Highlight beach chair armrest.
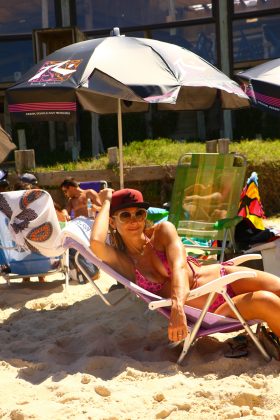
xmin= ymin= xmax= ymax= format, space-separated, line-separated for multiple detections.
xmin=149 ymin=270 xmax=256 ymax=310
xmin=227 ymin=253 xmax=262 ymax=265
xmin=214 ymin=216 xmax=242 ymax=230
xmin=149 ymin=298 xmax=172 ymax=310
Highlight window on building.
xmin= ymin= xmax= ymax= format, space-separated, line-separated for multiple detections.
xmin=233 ymin=14 xmax=280 ymax=66
xmin=0 ymin=40 xmax=33 ymax=82
xmin=76 ymin=0 xmax=213 ymax=31
xmin=122 ymin=30 xmax=146 ymax=38
xmin=152 ymin=23 xmax=216 ymax=64
xmin=234 ymin=0 xmax=280 ymax=14
xmin=0 ymin=0 xmax=55 ymax=34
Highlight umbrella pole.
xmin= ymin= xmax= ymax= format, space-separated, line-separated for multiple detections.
xmin=117 ymin=98 xmax=124 ymax=189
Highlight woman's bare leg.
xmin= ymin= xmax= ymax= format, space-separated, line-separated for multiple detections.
xmin=225 ymin=265 xmax=280 ymax=296
xmin=215 ymin=290 xmax=280 ymax=337
xmin=192 ymin=263 xmax=280 ymax=297
xmin=186 ymin=263 xmax=280 ymax=334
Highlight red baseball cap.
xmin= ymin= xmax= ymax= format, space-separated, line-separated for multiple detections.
xmin=110 ymin=188 xmax=150 ymax=215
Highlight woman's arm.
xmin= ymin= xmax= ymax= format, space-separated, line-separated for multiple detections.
xmin=156 ymin=221 xmax=189 ymax=342
xmin=90 ymin=188 xmax=133 ymax=278
xmin=90 ymin=188 xmax=112 ymax=251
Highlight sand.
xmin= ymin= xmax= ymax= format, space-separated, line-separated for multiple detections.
xmin=0 ymin=272 xmax=280 ymax=420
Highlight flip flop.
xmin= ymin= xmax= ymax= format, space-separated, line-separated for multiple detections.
xmin=224 ymin=334 xmax=248 ymax=358
xmin=257 ymin=325 xmax=280 ymax=361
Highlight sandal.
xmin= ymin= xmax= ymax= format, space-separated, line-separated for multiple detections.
xmin=224 ymin=334 xmax=248 ymax=358
xmin=257 ymin=325 xmax=280 ymax=361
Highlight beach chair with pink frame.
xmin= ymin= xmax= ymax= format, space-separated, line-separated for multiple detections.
xmin=60 ymin=217 xmax=271 ymax=364
xmin=0 ymin=189 xmax=270 ymax=364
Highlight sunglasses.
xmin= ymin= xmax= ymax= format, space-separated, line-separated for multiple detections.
xmin=113 ymin=208 xmax=147 ymax=224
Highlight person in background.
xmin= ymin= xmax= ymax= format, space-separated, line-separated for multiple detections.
xmin=60 ymin=178 xmax=101 ymax=219
xmin=53 ymin=201 xmax=70 ymax=225
xmin=19 ymin=172 xmax=38 ymax=186
xmin=61 ymin=177 xmax=101 ymax=283
xmin=0 ymin=169 xmax=10 ymax=192
xmin=13 ymin=180 xmax=33 ymax=191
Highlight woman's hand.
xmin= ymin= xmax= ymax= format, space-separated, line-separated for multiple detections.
xmin=168 ymin=305 xmax=188 ymax=342
xmin=98 ymin=188 xmax=114 ymax=205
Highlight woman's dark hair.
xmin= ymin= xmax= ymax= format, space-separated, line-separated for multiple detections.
xmin=108 ymin=226 xmax=126 ymax=251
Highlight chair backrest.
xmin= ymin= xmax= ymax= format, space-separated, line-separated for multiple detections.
xmin=79 ymin=180 xmax=108 ymax=192
xmin=0 ymin=209 xmax=60 ymax=275
xmin=0 ymin=190 xmax=64 ymax=260
xmin=0 ymin=190 xmax=65 ymax=276
xmin=168 ymin=153 xmax=247 ymax=241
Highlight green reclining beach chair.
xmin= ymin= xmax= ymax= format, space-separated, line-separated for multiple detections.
xmin=168 ymin=153 xmax=247 ymax=262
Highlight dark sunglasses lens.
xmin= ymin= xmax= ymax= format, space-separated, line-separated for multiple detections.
xmin=119 ymin=211 xmax=131 ymax=222
xmin=118 ymin=209 xmax=147 ymax=222
xmin=135 ymin=209 xmax=147 ymax=220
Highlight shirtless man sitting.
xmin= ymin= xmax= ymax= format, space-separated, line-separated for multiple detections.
xmin=60 ymin=178 xmax=101 ymax=219
xmin=60 ymin=177 xmax=102 ymax=283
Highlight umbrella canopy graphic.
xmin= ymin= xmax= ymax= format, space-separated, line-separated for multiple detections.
xmin=238 ymin=58 xmax=280 ymax=115
xmin=0 ymin=126 xmax=16 ymax=163
xmin=6 ymin=30 xmax=249 ymax=187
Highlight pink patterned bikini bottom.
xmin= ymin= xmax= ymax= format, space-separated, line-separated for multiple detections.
xmin=208 ymin=261 xmax=235 ymax=313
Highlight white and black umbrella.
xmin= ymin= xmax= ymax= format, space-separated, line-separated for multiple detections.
xmin=7 ymin=29 xmax=249 ymax=187
xmin=238 ymin=58 xmax=280 ymax=115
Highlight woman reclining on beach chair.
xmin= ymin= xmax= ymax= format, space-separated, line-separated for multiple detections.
xmin=90 ymin=188 xmax=280 ymax=359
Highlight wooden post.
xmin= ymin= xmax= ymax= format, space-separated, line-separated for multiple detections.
xmin=14 ymin=149 xmax=36 ymax=173
xmin=218 ymin=138 xmax=230 ymax=154
xmin=206 ymin=140 xmax=218 ymax=153
xmin=17 ymin=129 xmax=27 ymax=149
xmin=108 ymin=147 xmax=118 ymax=165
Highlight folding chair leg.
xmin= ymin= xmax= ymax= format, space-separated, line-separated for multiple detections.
xmin=63 ymin=249 xmax=69 ymax=291
xmin=177 ymin=291 xmax=217 ymax=364
xmin=220 ymin=229 xmax=229 ymax=263
xmin=74 ymin=252 xmax=130 ymax=306
xmin=223 ymin=292 xmax=271 ymax=362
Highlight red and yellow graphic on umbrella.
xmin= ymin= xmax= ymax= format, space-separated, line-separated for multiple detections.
xmin=28 ymin=60 xmax=82 ymax=84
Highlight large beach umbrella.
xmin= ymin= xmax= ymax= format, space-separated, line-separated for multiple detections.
xmin=6 ymin=29 xmax=249 ymax=187
xmin=238 ymin=58 xmax=280 ymax=115
xmin=0 ymin=125 xmax=16 ymax=163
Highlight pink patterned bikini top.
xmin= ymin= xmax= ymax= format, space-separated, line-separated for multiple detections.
xmin=134 ymin=239 xmax=201 ymax=294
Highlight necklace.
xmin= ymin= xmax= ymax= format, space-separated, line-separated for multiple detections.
xmin=126 ymin=235 xmax=149 ymax=263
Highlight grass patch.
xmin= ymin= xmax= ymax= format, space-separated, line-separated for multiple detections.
xmin=35 ymin=138 xmax=280 ymax=172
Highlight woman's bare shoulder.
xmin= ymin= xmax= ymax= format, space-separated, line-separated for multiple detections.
xmin=148 ymin=221 xmax=178 ymax=246
xmin=155 ymin=220 xmax=177 ymax=234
